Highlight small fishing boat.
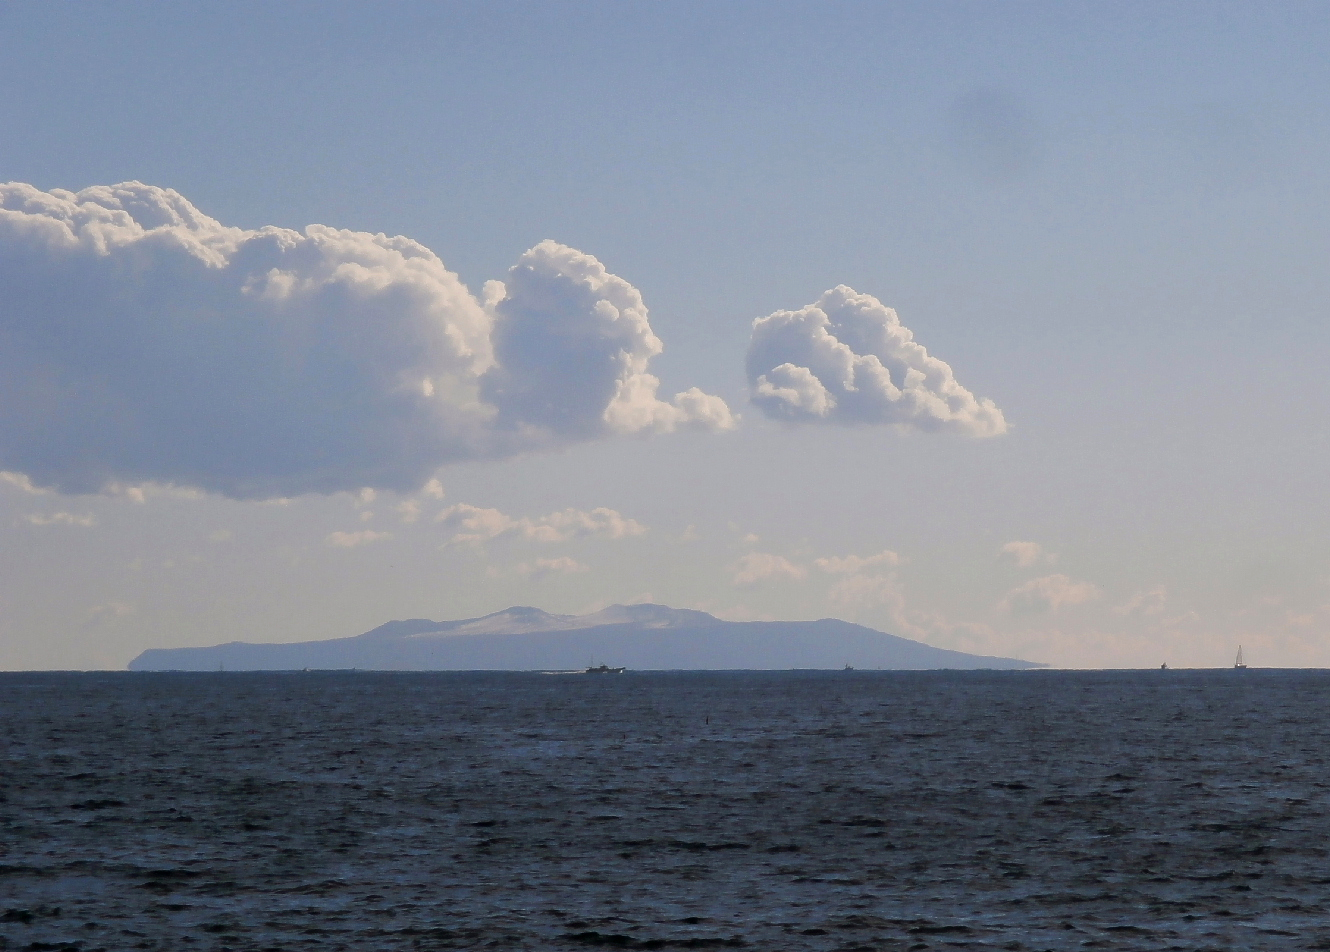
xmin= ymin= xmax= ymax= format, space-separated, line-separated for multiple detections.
xmin=584 ymin=664 xmax=625 ymax=674
xmin=1234 ymin=646 xmax=1247 ymax=670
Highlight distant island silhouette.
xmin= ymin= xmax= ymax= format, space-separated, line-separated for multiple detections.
xmin=127 ymin=603 xmax=1045 ymax=671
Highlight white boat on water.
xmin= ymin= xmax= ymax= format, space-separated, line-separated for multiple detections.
xmin=1234 ymin=646 xmax=1247 ymax=669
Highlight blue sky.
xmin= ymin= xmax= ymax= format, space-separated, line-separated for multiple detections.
xmin=2 ymin=1 xmax=1329 ymax=669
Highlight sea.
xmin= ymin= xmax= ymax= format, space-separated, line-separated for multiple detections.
xmin=1 ymin=669 xmax=1327 ymax=951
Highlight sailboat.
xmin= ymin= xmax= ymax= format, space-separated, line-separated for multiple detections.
xmin=1234 ymin=646 xmax=1248 ymax=670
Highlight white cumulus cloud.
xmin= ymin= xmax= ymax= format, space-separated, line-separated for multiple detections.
xmin=1000 ymin=574 xmax=1101 ymax=615
xmin=483 ymin=241 xmax=735 ymax=442
xmin=436 ymin=504 xmax=646 ymax=545
xmin=747 ymin=286 xmax=1006 ymax=435
xmin=0 ymin=182 xmax=731 ymax=499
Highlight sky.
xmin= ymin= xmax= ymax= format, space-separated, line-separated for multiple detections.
xmin=2 ymin=0 xmax=1329 ymax=670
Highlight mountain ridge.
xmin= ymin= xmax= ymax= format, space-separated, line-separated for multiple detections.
xmin=127 ymin=603 xmax=1044 ymax=671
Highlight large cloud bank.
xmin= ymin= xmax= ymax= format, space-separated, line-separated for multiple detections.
xmin=0 ymin=182 xmax=732 ymax=498
xmin=746 ymin=286 xmax=1006 ymax=435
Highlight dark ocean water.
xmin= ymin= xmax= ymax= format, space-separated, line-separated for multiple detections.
xmin=2 ymin=669 xmax=1328 ymax=951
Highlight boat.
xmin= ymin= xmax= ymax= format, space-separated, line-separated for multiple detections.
xmin=1234 ymin=646 xmax=1247 ymax=669
xmin=584 ymin=664 xmax=625 ymax=674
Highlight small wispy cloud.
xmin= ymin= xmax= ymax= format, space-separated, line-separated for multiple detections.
xmin=731 ymin=552 xmax=807 ymax=587
xmin=813 ymin=548 xmax=907 ymax=619
xmin=1 ymin=471 xmax=46 ymax=494
xmin=84 ymin=600 xmax=134 ymax=627
xmin=437 ymin=504 xmax=646 ymax=545
xmin=1000 ymin=574 xmax=1101 ymax=615
xmin=325 ymin=530 xmax=392 ymax=548
xmin=999 ymin=541 xmax=1050 ymax=568
xmin=1114 ymin=586 xmax=1168 ymax=617
xmin=827 ymin=572 xmax=904 ymax=611
xmin=514 ymin=556 xmax=590 ymax=579
xmin=393 ymin=478 xmax=446 ymax=524
xmin=26 ymin=512 xmax=96 ymax=527
xmin=815 ymin=550 xmax=901 ymax=574
xmin=104 ymin=482 xmax=204 ymax=504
